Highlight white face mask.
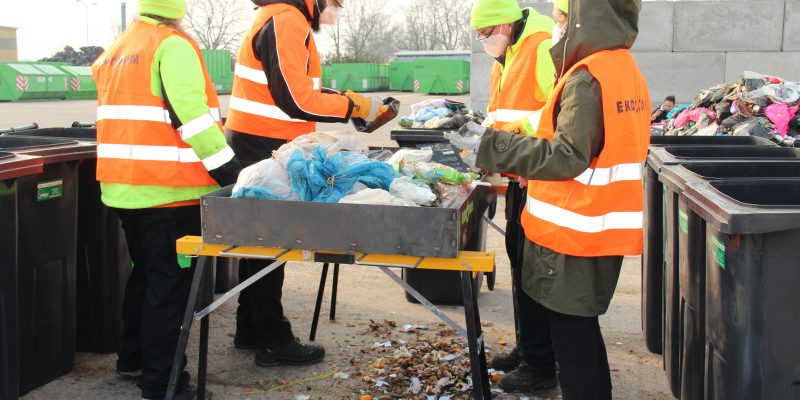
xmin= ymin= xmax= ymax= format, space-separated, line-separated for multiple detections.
xmin=320 ymin=5 xmax=342 ymax=25
xmin=481 ymin=25 xmax=510 ymax=58
xmin=552 ymin=23 xmax=565 ymax=44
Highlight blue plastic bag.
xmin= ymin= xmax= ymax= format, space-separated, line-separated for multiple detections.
xmin=287 ymin=146 xmax=394 ymax=203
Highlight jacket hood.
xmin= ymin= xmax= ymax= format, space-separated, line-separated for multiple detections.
xmin=550 ymin=0 xmax=641 ymax=79
xmin=258 ymin=0 xmax=319 ymax=25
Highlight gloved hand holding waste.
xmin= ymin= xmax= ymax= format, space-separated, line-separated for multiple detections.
xmin=445 ymin=121 xmax=490 ymax=154
xmin=344 ymin=91 xmax=400 ymax=133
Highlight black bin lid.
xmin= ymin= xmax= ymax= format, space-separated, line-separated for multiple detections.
xmin=650 ymin=135 xmax=776 ymax=147
xmin=682 ymin=162 xmax=800 ymax=180
xmin=0 ymin=136 xmax=79 ymax=151
xmin=665 ymin=146 xmax=800 ymax=160
xmin=3 ymin=127 xmax=97 ymax=141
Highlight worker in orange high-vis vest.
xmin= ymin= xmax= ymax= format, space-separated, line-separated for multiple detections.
xmin=91 ymin=0 xmax=240 ymax=398
xmin=469 ymin=0 xmax=557 ymax=393
xmin=458 ymin=0 xmax=650 ymax=398
xmin=225 ymin=0 xmax=390 ymax=369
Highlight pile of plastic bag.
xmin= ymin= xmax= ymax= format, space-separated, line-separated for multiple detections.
xmin=398 ymin=99 xmax=484 ymax=130
xmin=231 ymin=132 xmax=478 ymax=208
xmin=660 ymin=71 xmax=800 ymax=144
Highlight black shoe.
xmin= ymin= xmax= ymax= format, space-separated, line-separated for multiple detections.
xmin=141 ymin=385 xmax=212 ymax=400
xmin=498 ymin=366 xmax=557 ymax=393
xmin=255 ymin=338 xmax=325 ymax=367
xmin=233 ymin=335 xmax=258 ymax=350
xmin=488 ymin=346 xmax=521 ymax=372
xmin=117 ymin=367 xmax=142 ymax=379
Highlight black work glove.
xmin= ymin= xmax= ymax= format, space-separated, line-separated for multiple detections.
xmin=208 ymin=156 xmax=243 ymax=188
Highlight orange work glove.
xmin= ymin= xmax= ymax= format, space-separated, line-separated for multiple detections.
xmin=344 ymin=91 xmax=386 ymax=121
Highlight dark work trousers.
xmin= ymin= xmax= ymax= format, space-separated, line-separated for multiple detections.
xmin=545 ymin=305 xmax=613 ymax=400
xmin=505 ymin=181 xmax=556 ymax=377
xmin=115 ymin=206 xmax=199 ymax=398
xmin=227 ymin=129 xmax=295 ymax=347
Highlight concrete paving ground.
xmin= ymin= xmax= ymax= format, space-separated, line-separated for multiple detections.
xmin=2 ymin=94 xmax=674 ymax=399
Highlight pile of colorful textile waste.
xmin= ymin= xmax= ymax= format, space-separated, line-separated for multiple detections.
xmin=399 ymin=99 xmax=484 ymax=130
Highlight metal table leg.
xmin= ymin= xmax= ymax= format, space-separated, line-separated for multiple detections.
xmin=197 ymin=257 xmax=213 ymax=400
xmin=461 ymin=271 xmax=491 ymax=400
xmin=309 ymin=263 xmax=329 ymax=342
xmin=330 ymin=264 xmax=339 ymax=321
xmin=166 ymin=255 xmax=210 ymax=400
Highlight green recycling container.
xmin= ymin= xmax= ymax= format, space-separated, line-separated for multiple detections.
xmin=0 ymin=63 xmax=52 ymax=101
xmin=201 ymin=49 xmax=234 ymax=95
xmin=389 ymin=61 xmax=414 ymax=92
xmin=57 ymin=66 xmax=97 ymax=100
xmin=413 ymin=60 xmax=469 ymax=95
xmin=321 ymin=65 xmax=332 ymax=88
xmin=329 ymin=63 xmax=389 ymax=92
xmin=32 ymin=64 xmax=68 ymax=100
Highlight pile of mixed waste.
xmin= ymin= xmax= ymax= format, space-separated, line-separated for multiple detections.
xmin=399 ymin=99 xmax=484 ymax=130
xmin=231 ymin=132 xmax=480 ymax=208
xmin=658 ymin=71 xmax=800 ymax=144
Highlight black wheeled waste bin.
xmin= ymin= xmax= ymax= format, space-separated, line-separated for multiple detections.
xmin=641 ymin=136 xmax=775 ymax=355
xmin=650 ymin=145 xmax=800 ymax=397
xmin=684 ymin=179 xmax=800 ymax=400
xmin=0 ymin=152 xmax=43 ymax=400
xmin=392 ymin=131 xmax=492 ymax=305
xmin=660 ymin=160 xmax=800 ymax=400
xmin=4 ymin=127 xmax=132 ymax=354
xmin=0 ymin=136 xmax=94 ymax=395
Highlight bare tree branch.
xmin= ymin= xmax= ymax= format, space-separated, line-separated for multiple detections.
xmin=184 ymin=0 xmax=247 ymax=51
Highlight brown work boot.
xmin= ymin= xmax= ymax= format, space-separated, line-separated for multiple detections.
xmin=498 ymin=364 xmax=558 ymax=393
xmin=488 ymin=346 xmax=521 ymax=372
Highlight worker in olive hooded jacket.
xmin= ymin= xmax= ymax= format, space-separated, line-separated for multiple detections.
xmin=458 ymin=0 xmax=650 ymax=398
xmin=469 ymin=0 xmax=559 ymax=394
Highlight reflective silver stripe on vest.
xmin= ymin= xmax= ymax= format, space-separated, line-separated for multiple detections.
xmin=495 ymin=108 xmax=536 ymax=123
xmin=97 ymin=144 xmax=201 ymax=163
xmin=573 ymin=162 xmax=644 ymax=186
xmin=97 ymin=105 xmax=171 ymax=124
xmin=179 ymin=113 xmax=217 ymax=140
xmin=228 ymin=96 xmax=307 ymax=123
xmin=526 ymin=196 xmax=643 ymax=233
xmin=201 ymin=145 xmax=235 ymax=170
xmin=235 ymin=63 xmax=268 ymax=85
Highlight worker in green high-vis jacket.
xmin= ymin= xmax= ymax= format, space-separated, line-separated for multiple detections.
xmin=92 ymin=0 xmax=241 ymax=398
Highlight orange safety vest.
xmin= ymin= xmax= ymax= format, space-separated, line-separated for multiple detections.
xmin=92 ymin=20 xmax=221 ymax=187
xmin=521 ymin=49 xmax=651 ymax=257
xmin=486 ymin=31 xmax=551 ymax=132
xmin=226 ymin=2 xmax=346 ymax=141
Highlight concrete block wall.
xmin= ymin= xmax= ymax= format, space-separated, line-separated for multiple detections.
xmin=470 ymin=0 xmax=800 ymax=110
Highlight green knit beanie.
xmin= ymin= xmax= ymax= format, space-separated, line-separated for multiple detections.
xmin=139 ymin=0 xmax=186 ymax=19
xmin=471 ymin=0 xmax=524 ymax=30
xmin=556 ymin=0 xmax=569 ymax=13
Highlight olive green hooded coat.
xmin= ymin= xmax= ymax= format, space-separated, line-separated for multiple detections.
xmin=475 ymin=0 xmax=643 ymax=317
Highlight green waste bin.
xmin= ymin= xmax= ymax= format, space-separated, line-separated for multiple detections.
xmin=684 ymin=179 xmax=800 ymax=400
xmin=202 ymin=49 xmax=234 ymax=95
xmin=651 ymin=145 xmax=800 ymax=397
xmin=0 ymin=136 xmax=95 ymax=395
xmin=0 ymin=63 xmax=52 ymax=101
xmin=659 ymin=161 xmax=800 ymax=400
xmin=321 ymin=65 xmax=332 ymax=88
xmin=58 ymin=66 xmax=97 ymax=100
xmin=413 ymin=60 xmax=469 ymax=95
xmin=389 ymin=61 xmax=414 ymax=92
xmin=32 ymin=64 xmax=68 ymax=100
xmin=641 ymin=136 xmax=775 ymax=356
xmin=0 ymin=152 xmax=43 ymax=400
xmin=329 ymin=63 xmax=389 ymax=92
xmin=4 ymin=127 xmax=132 ymax=354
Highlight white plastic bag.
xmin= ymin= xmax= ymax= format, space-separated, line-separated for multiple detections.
xmin=274 ymin=131 xmax=369 ymax=166
xmin=339 ymin=188 xmax=417 ymax=206
xmin=232 ymin=158 xmax=297 ymax=200
xmin=390 ymin=176 xmax=436 ymax=206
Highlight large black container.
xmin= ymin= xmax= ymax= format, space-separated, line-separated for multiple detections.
xmin=660 ymin=161 xmax=800 ymax=400
xmin=0 ymin=152 xmax=43 ymax=400
xmin=684 ymin=179 xmax=800 ymax=400
xmin=0 ymin=136 xmax=94 ymax=395
xmin=391 ymin=132 xmax=488 ymax=305
xmin=4 ymin=128 xmax=131 ymax=354
xmin=641 ymin=137 xmax=776 ymax=355
xmin=652 ymin=146 xmax=800 ymax=396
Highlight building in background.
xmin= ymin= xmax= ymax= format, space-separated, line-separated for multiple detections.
xmin=0 ymin=26 xmax=18 ymax=62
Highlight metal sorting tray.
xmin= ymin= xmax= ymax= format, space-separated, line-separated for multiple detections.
xmin=201 ymin=178 xmax=494 ymax=259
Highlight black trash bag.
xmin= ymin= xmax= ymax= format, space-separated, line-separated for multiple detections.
xmin=715 ymin=99 xmax=733 ymax=123
xmin=719 ymin=113 xmax=752 ymax=133
xmin=731 ymin=117 xmax=774 ymax=139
